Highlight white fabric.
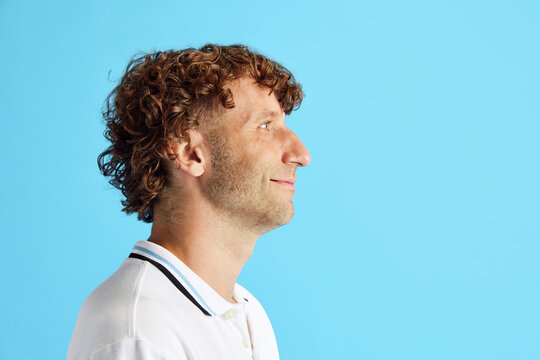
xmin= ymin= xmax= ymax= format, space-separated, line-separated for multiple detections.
xmin=67 ymin=240 xmax=279 ymax=360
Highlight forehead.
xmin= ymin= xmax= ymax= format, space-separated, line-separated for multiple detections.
xmin=222 ymin=78 xmax=284 ymax=124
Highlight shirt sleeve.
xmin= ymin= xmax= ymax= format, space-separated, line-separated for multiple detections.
xmin=89 ymin=338 xmax=186 ymax=360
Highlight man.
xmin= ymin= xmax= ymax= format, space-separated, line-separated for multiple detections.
xmin=67 ymin=44 xmax=310 ymax=360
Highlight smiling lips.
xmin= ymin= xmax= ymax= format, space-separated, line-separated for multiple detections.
xmin=270 ymin=179 xmax=295 ymax=189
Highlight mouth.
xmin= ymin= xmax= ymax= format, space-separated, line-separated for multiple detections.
xmin=270 ymin=179 xmax=296 ymax=189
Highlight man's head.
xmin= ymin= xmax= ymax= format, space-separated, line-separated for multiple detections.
xmin=98 ymin=44 xmax=310 ymax=231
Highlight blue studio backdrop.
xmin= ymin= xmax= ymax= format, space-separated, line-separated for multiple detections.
xmin=1 ymin=0 xmax=539 ymax=359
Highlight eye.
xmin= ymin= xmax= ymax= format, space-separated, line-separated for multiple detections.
xmin=258 ymin=122 xmax=271 ymax=130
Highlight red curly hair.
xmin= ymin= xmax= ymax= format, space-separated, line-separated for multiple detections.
xmin=98 ymin=44 xmax=304 ymax=223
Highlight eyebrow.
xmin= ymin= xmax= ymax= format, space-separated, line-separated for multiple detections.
xmin=250 ymin=110 xmax=284 ymax=123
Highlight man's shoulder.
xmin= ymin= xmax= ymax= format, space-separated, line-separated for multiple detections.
xmin=77 ymin=258 xmax=157 ymax=325
xmin=67 ymin=258 xmax=189 ymax=359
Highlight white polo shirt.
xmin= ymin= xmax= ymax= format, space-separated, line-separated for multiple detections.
xmin=67 ymin=240 xmax=279 ymax=360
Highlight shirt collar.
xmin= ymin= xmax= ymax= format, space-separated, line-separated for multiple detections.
xmin=129 ymin=240 xmax=248 ymax=317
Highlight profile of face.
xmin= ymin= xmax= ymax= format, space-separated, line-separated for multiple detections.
xmin=202 ymin=77 xmax=311 ymax=234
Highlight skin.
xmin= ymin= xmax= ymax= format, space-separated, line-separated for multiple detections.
xmin=148 ymin=77 xmax=311 ymax=303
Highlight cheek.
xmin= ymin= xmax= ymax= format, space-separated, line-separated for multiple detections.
xmin=234 ymin=137 xmax=280 ymax=179
xmin=240 ymin=155 xmax=273 ymax=186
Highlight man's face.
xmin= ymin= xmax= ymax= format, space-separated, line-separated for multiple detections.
xmin=202 ymin=77 xmax=311 ymax=233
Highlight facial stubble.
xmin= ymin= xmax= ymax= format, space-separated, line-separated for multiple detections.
xmin=202 ymin=131 xmax=294 ymax=234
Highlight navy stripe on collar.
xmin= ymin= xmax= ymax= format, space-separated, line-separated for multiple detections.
xmin=129 ymin=252 xmax=212 ymax=316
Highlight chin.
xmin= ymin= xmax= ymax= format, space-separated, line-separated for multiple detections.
xmin=272 ymin=205 xmax=295 ymax=228
xmin=254 ymin=206 xmax=293 ymax=234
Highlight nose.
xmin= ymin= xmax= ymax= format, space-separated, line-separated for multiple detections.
xmin=282 ymin=128 xmax=311 ymax=167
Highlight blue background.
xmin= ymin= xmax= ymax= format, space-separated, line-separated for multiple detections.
xmin=1 ymin=0 xmax=539 ymax=359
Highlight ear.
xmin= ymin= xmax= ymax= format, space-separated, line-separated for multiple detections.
xmin=166 ymin=129 xmax=208 ymax=177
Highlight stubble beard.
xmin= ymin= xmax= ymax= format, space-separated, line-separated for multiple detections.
xmin=202 ymin=131 xmax=294 ymax=234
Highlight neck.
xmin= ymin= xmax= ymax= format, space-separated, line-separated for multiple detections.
xmin=148 ymin=203 xmax=260 ymax=304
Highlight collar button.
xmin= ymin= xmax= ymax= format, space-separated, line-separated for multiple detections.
xmin=223 ymin=309 xmax=236 ymax=319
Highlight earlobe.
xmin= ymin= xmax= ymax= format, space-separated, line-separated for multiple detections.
xmin=188 ymin=145 xmax=205 ymax=177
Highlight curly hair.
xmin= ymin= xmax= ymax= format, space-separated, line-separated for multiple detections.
xmin=97 ymin=44 xmax=304 ymax=223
